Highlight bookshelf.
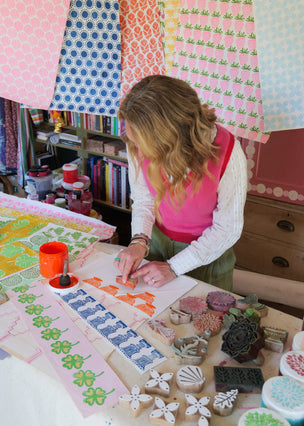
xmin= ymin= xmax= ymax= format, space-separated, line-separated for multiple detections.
xmin=35 ymin=111 xmax=132 ymax=244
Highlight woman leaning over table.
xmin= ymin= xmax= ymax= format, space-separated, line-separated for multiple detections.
xmin=114 ymin=75 xmax=247 ymax=292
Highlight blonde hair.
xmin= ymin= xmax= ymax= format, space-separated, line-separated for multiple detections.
xmin=118 ymin=75 xmax=218 ymax=220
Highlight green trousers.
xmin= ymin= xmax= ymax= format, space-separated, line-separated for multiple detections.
xmin=147 ymin=225 xmax=236 ymax=291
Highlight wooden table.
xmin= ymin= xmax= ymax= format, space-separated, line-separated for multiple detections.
xmin=0 ymin=243 xmax=301 ymax=426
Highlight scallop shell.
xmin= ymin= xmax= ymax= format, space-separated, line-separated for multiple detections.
xmin=176 ymin=365 xmax=205 ymax=393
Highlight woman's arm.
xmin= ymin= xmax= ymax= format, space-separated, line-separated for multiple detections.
xmin=167 ymin=139 xmax=248 ymax=275
xmin=128 ymin=155 xmax=155 ymax=239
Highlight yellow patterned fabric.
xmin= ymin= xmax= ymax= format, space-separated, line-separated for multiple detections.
xmin=0 ymin=207 xmax=95 ymax=234
xmin=164 ymin=0 xmax=181 ymax=74
xmin=0 ymin=241 xmax=39 ymax=278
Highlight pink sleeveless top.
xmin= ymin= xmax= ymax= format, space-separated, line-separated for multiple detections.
xmin=141 ymin=125 xmax=235 ymax=243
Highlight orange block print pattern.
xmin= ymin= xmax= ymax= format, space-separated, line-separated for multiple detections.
xmin=119 ymin=0 xmax=165 ymax=95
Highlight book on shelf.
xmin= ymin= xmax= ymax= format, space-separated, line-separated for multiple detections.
xmin=82 ymin=113 xmax=122 ymax=136
xmin=87 ymin=156 xmax=130 ymax=209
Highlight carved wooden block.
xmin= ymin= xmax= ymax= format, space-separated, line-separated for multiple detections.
xmin=213 ymin=389 xmax=238 ymax=416
xmin=193 ymin=312 xmax=222 ymax=336
xmin=145 ymin=369 xmax=174 ymax=397
xmin=184 ymin=394 xmax=211 ymax=424
xmin=206 ymin=291 xmax=236 ymax=312
xmin=221 ymin=317 xmax=265 ymax=364
xmin=147 ymin=319 xmax=176 ymax=345
xmin=149 ymin=397 xmax=179 ymax=425
xmin=176 ymin=365 xmax=205 ymax=393
xmin=116 ymin=275 xmax=138 ymax=289
xmin=179 ymin=296 xmax=208 ymax=316
xmin=119 ymin=384 xmax=153 ymax=417
xmin=262 ymin=326 xmax=288 ymax=353
xmin=172 ymin=334 xmax=209 ymax=365
xmin=214 ymin=366 xmax=264 ymax=393
xmin=169 ymin=307 xmax=192 ymax=324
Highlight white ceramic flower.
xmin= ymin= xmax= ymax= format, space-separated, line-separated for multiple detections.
xmin=149 ymin=397 xmax=179 ymax=424
xmin=185 ymin=394 xmax=211 ymax=419
xmin=145 ymin=369 xmax=173 ymax=395
xmin=119 ymin=384 xmax=153 ymax=417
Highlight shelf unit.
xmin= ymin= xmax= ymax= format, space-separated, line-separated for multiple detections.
xmin=36 ymin=114 xmax=131 ymax=213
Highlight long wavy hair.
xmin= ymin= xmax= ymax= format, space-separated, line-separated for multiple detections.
xmin=118 ymin=75 xmax=219 ymax=220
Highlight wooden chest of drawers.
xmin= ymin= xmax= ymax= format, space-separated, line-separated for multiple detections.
xmin=234 ymin=195 xmax=304 ymax=282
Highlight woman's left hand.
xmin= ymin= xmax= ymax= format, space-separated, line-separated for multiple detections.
xmin=130 ymin=261 xmax=176 ymax=288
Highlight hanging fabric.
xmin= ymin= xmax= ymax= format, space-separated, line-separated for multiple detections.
xmin=0 ymin=0 xmax=71 ymax=109
xmin=50 ymin=0 xmax=121 ymax=116
xmin=169 ymin=0 xmax=270 ymax=143
xmin=17 ymin=105 xmax=37 ymax=186
xmin=253 ymin=0 xmax=304 ymax=131
xmin=0 ymin=98 xmax=18 ymax=175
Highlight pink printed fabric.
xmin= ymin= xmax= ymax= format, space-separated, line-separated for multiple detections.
xmin=0 ymin=0 xmax=71 ymax=109
xmin=8 ymin=282 xmax=128 ymax=417
xmin=119 ymin=0 xmax=165 ymax=96
xmin=170 ymin=0 xmax=270 ymax=143
xmin=0 ymin=194 xmax=115 ymax=239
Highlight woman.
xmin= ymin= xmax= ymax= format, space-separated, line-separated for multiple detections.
xmin=114 ymin=75 xmax=247 ymax=291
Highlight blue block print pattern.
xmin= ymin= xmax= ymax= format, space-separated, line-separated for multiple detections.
xmin=61 ymin=289 xmax=166 ymax=374
xmin=50 ymin=0 xmax=121 ymax=115
xmin=254 ymin=1 xmax=304 ymax=131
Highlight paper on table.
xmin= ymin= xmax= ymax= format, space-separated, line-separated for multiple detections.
xmin=70 ymin=251 xmax=198 ymax=318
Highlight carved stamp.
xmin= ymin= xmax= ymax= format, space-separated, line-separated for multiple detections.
xmin=184 ymin=394 xmax=211 ymax=424
xmin=119 ymin=384 xmax=153 ymax=417
xmin=213 ymin=389 xmax=238 ymax=416
xmin=149 ymin=397 xmax=179 ymax=425
xmin=172 ymin=334 xmax=209 ymax=365
xmin=169 ymin=307 xmax=192 ymax=324
xmin=145 ymin=369 xmax=174 ymax=397
xmin=176 ymin=365 xmax=205 ymax=393
xmin=147 ymin=319 xmax=176 ymax=345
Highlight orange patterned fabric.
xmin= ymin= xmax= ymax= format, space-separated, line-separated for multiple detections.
xmin=119 ymin=0 xmax=165 ymax=95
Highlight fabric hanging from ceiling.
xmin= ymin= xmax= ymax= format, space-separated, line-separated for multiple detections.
xmin=0 ymin=99 xmax=18 ymax=175
xmin=253 ymin=0 xmax=304 ymax=132
xmin=169 ymin=0 xmax=270 ymax=143
xmin=119 ymin=0 xmax=165 ymax=96
xmin=0 ymin=0 xmax=71 ymax=110
xmin=50 ymin=0 xmax=121 ymax=116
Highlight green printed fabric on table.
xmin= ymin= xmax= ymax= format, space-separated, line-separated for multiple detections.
xmin=0 ymin=241 xmax=39 ymax=279
xmin=19 ymin=223 xmax=99 ymax=262
xmin=0 ymin=214 xmax=47 ymax=245
xmin=0 ymin=265 xmax=41 ymax=292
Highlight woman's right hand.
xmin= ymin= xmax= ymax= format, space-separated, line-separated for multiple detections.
xmin=113 ymin=243 xmax=146 ymax=283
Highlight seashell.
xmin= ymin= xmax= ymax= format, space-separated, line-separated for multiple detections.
xmin=176 ymin=365 xmax=205 ymax=393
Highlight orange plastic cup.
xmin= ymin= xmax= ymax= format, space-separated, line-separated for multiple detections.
xmin=39 ymin=242 xmax=69 ymax=278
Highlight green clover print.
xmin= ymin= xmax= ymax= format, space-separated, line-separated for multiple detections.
xmin=18 ymin=293 xmax=41 ymax=304
xmin=62 ymin=354 xmax=92 ymax=370
xmin=1 ymin=244 xmax=24 ymax=257
xmin=41 ymin=327 xmax=68 ymax=341
xmin=51 ymin=340 xmax=80 ymax=355
xmin=73 ymin=370 xmax=104 ymax=387
xmin=82 ymin=387 xmax=115 ymax=406
xmin=33 ymin=315 xmax=60 ymax=328
xmin=25 ymin=304 xmax=51 ymax=315
xmin=12 ymin=285 xmax=33 ymax=293
xmin=15 ymin=254 xmax=39 ymax=268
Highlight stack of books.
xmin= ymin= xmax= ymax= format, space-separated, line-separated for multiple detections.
xmin=59 ymin=131 xmax=82 ymax=147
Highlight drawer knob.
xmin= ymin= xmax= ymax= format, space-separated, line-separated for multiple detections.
xmin=276 ymin=220 xmax=295 ymax=232
xmin=272 ymin=256 xmax=289 ymax=268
